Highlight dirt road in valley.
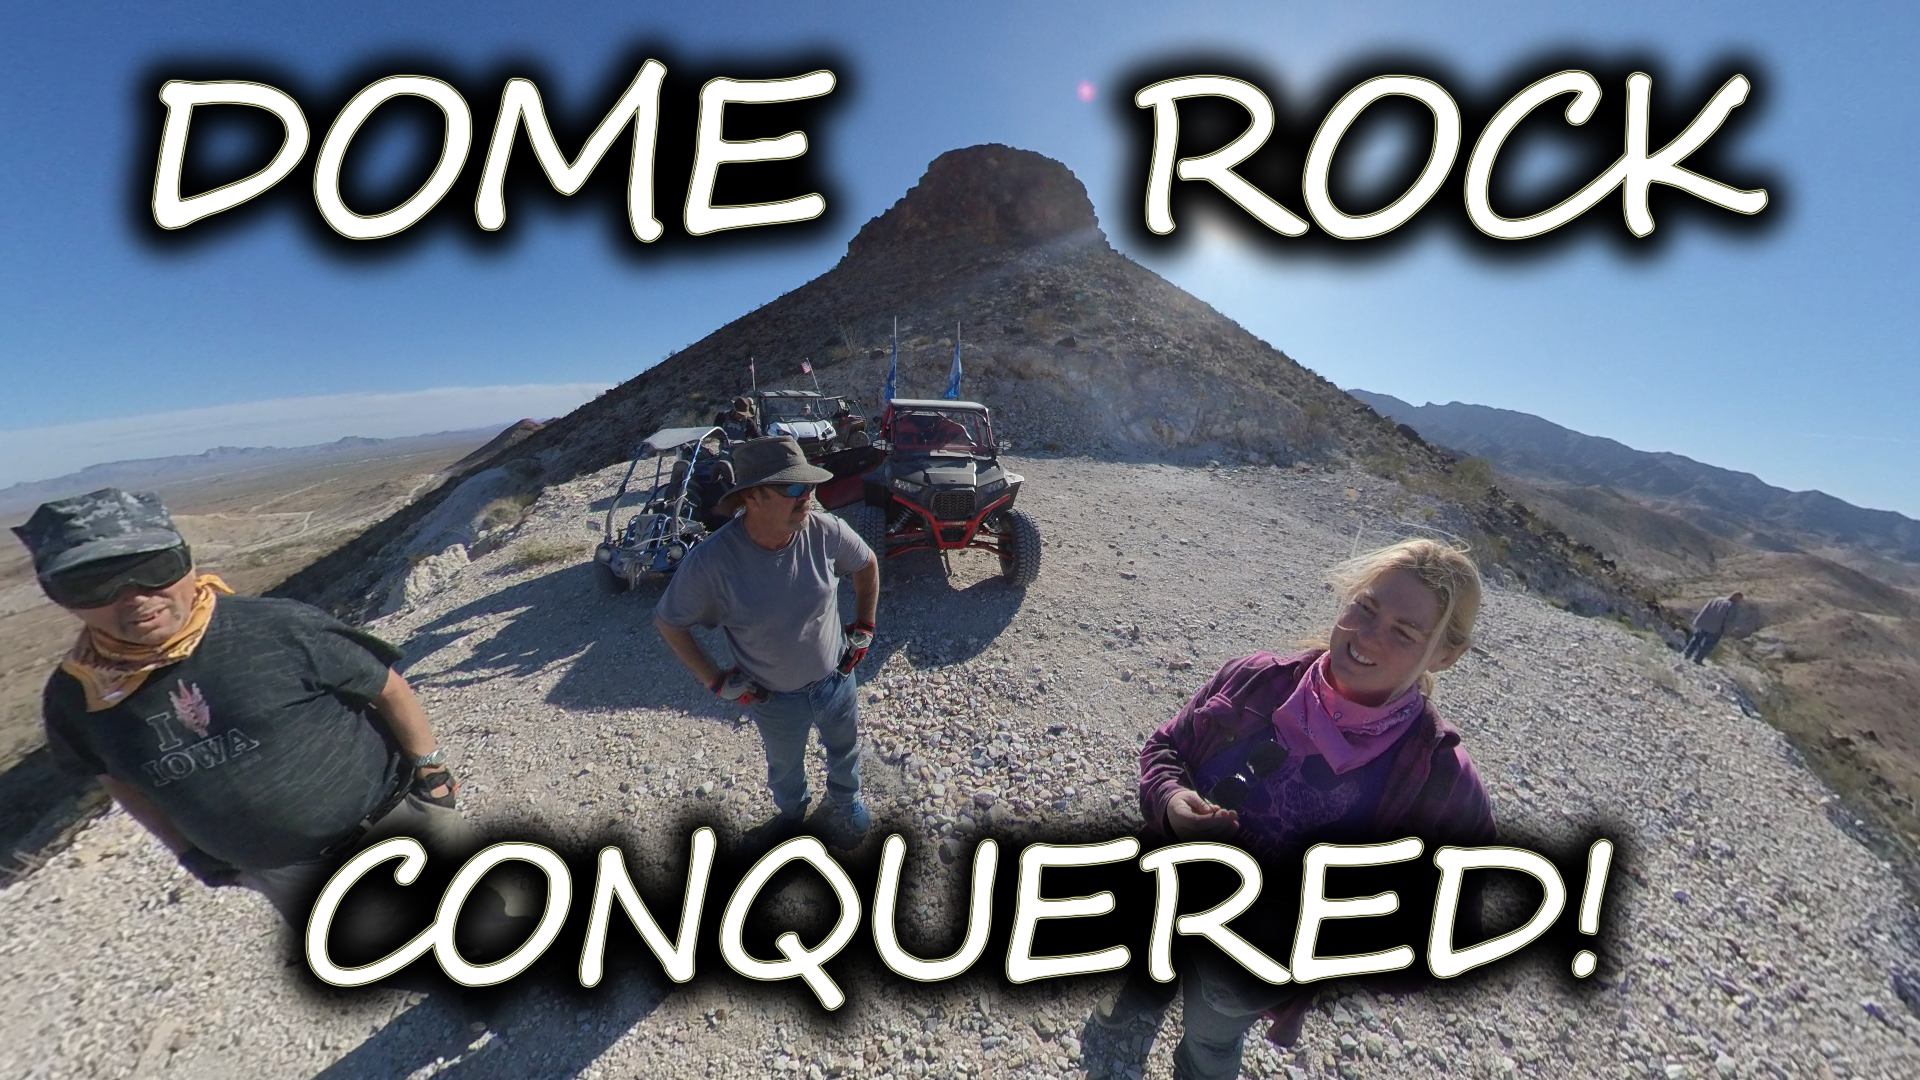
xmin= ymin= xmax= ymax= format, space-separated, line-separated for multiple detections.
xmin=2 ymin=455 xmax=1915 ymax=1079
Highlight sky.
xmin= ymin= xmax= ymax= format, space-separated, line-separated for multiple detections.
xmin=2 ymin=2 xmax=1915 ymax=516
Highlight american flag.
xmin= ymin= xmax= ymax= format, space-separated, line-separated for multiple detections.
xmin=800 ymin=359 xmax=813 ymax=374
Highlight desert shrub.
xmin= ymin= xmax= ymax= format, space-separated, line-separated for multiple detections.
xmin=1360 ymin=451 xmax=1409 ymax=481
xmin=479 ymin=493 xmax=538 ymax=532
xmin=1451 ymin=456 xmax=1494 ymax=490
xmin=1296 ymin=401 xmax=1333 ymax=446
xmin=1405 ymin=454 xmax=1497 ymax=506
xmin=503 ymin=539 xmax=581 ymax=572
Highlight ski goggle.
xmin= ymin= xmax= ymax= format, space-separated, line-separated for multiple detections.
xmin=40 ymin=545 xmax=194 ymax=609
xmin=1206 ymin=738 xmax=1291 ymax=811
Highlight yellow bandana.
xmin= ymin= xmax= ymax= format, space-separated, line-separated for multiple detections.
xmin=60 ymin=574 xmax=234 ymax=712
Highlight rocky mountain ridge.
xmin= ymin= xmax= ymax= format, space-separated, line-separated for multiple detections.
xmin=274 ymin=146 xmax=1654 ymax=633
xmin=1350 ymin=388 xmax=1920 ymax=904
xmin=0 ymin=428 xmax=504 ymax=521
xmin=1349 ymin=390 xmax=1920 ymax=570
xmin=9 ymin=453 xmax=1920 ymax=1078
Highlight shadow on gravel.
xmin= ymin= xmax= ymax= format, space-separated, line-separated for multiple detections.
xmin=397 ymin=562 xmax=714 ymax=714
xmin=310 ymin=975 xmax=668 ymax=1080
xmin=397 ymin=550 xmax=1030 ymax=715
xmin=866 ymin=552 xmax=1027 ymax=670
xmin=0 ymin=747 xmax=110 ymax=883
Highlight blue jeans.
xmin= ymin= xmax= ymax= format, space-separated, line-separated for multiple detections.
xmin=1169 ymin=953 xmax=1298 ymax=1080
xmin=748 ymin=670 xmax=861 ymax=817
xmin=1684 ymin=629 xmax=1722 ymax=663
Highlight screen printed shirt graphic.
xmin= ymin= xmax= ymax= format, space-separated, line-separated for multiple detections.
xmin=42 ymin=596 xmax=407 ymax=870
xmin=1190 ymin=725 xmax=1413 ymax=865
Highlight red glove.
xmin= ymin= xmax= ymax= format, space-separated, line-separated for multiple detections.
xmin=709 ymin=668 xmax=770 ymax=704
xmin=839 ymin=620 xmax=875 ymax=674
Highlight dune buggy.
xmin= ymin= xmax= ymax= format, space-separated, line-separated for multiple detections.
xmin=593 ymin=426 xmax=734 ymax=591
xmin=593 ymin=424 xmax=886 ymax=593
xmin=850 ymin=399 xmax=1040 ymax=586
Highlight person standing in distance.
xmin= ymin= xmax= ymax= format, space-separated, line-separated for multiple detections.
xmin=1683 ymin=591 xmax=1743 ymax=664
xmin=654 ymin=436 xmax=879 ymax=851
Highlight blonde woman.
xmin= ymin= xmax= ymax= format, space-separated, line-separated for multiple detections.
xmin=1107 ymin=539 xmax=1496 ymax=1080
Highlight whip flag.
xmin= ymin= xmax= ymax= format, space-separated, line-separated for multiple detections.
xmin=942 ymin=322 xmax=963 ymax=399
xmin=883 ymin=317 xmax=899 ymax=403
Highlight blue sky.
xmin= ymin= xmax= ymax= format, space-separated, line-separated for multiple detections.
xmin=3 ymin=2 xmax=1915 ymax=516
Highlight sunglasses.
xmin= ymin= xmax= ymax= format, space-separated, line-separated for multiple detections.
xmin=1206 ymin=737 xmax=1291 ymax=811
xmin=768 ymin=482 xmax=815 ymax=499
xmin=41 ymin=546 xmax=194 ymax=609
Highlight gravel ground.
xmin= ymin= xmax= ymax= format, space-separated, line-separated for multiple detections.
xmin=3 ymin=455 xmax=1917 ymax=1079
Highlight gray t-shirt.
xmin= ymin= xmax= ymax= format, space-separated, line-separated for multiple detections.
xmin=655 ymin=511 xmax=875 ymax=692
xmin=42 ymin=596 xmax=406 ymax=870
xmin=1693 ymin=597 xmax=1736 ymax=634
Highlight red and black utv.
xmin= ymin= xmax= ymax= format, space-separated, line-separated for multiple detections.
xmin=842 ymin=399 xmax=1041 ymax=586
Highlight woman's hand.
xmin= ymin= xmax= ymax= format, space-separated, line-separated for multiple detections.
xmin=1167 ymin=788 xmax=1239 ymax=840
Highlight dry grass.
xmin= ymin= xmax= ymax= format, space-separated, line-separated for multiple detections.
xmin=479 ymin=492 xmax=539 ymax=532
xmin=502 ymin=538 xmax=584 ymax=572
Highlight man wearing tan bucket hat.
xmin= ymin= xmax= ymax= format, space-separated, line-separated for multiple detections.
xmin=654 ymin=436 xmax=880 ymax=852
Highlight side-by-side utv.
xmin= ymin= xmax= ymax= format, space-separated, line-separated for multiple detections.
xmin=850 ymin=399 xmax=1040 ymax=586
xmin=752 ymin=390 xmax=871 ymax=460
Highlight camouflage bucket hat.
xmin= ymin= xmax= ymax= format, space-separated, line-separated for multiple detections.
xmin=11 ymin=488 xmax=188 ymax=578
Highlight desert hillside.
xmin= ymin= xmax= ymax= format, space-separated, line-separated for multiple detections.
xmin=275 ymin=146 xmax=1650 ymax=634
xmin=1347 ymin=392 xmax=1920 ymax=572
xmin=1356 ymin=390 xmax=1920 ymax=898
xmin=8 ymin=146 xmax=1918 ymax=1078
xmin=4 ymin=455 xmax=1917 ymax=1078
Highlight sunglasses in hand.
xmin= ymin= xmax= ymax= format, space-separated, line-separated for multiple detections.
xmin=1205 ymin=737 xmax=1291 ymax=812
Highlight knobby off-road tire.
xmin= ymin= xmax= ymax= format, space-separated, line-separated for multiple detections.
xmin=1000 ymin=508 xmax=1042 ymax=587
xmin=852 ymin=505 xmax=889 ymax=565
xmin=596 ymin=553 xmax=631 ymax=594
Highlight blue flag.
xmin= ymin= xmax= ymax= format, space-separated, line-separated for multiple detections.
xmin=884 ymin=316 xmax=898 ymax=403
xmin=942 ymin=324 xmax=963 ymax=399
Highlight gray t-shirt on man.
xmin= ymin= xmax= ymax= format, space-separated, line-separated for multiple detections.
xmin=1693 ymin=596 xmax=1736 ymax=634
xmin=655 ymin=511 xmax=875 ymax=693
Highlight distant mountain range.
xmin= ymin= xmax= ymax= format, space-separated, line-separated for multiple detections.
xmin=0 ymin=428 xmax=504 ymax=520
xmin=1350 ymin=390 xmax=1920 ymax=568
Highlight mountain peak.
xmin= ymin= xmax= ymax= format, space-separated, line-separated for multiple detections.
xmin=843 ymin=144 xmax=1104 ymax=264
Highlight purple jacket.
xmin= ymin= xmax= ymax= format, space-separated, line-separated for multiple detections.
xmin=1141 ymin=650 xmax=1495 ymax=848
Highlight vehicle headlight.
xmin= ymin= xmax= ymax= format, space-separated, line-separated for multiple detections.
xmin=980 ymin=477 xmax=1007 ymax=495
xmin=892 ymin=477 xmax=923 ymax=493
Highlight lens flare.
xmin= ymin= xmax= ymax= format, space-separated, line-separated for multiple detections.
xmin=1077 ymin=80 xmax=1096 ymax=103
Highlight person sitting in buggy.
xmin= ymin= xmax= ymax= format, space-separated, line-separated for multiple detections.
xmin=714 ymin=397 xmax=761 ymax=444
xmin=596 ymin=427 xmax=739 ymax=592
xmin=833 ymin=404 xmax=871 ymax=448
xmin=668 ymin=436 xmax=736 ymax=528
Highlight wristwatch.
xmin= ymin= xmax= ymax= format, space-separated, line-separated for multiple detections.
xmin=412 ymin=749 xmax=447 ymax=768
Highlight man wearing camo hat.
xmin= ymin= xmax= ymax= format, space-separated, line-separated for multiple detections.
xmin=14 ymin=488 xmax=505 ymax=932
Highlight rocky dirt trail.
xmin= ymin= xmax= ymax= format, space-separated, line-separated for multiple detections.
xmin=4 ymin=456 xmax=1918 ymax=1080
